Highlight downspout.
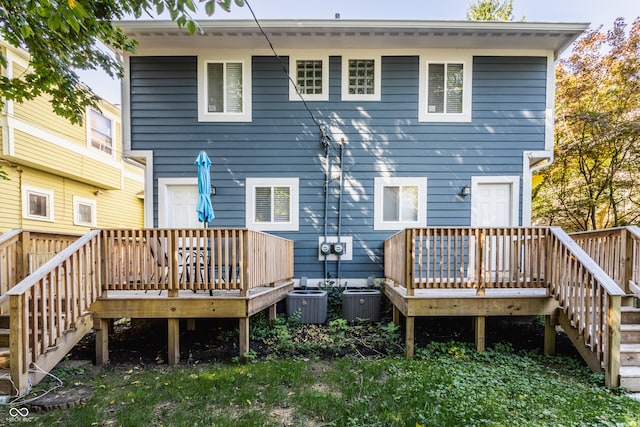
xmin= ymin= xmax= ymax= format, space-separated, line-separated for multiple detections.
xmin=336 ymin=138 xmax=345 ymax=286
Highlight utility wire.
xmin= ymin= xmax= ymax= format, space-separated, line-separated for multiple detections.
xmin=244 ymin=0 xmax=330 ymax=146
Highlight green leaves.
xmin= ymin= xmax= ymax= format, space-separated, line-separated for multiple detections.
xmin=0 ymin=0 xmax=243 ymax=124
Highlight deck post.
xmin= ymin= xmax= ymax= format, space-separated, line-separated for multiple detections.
xmin=392 ymin=306 xmax=400 ymax=326
xmin=405 ymin=229 xmax=414 ymax=297
xmin=621 ymin=228 xmax=633 ymax=294
xmin=94 ymin=318 xmax=110 ymax=365
xmin=405 ymin=316 xmax=415 ymax=359
xmin=167 ymin=318 xmax=180 ymax=365
xmin=16 ymin=230 xmax=29 ymax=282
xmin=268 ymin=304 xmax=277 ymax=324
xmin=9 ymin=294 xmax=29 ymax=396
xmin=474 ymin=316 xmax=486 ymax=352
xmin=239 ymin=317 xmax=249 ymax=360
xmin=605 ymin=295 xmax=621 ymax=388
xmin=543 ymin=314 xmax=556 ymax=355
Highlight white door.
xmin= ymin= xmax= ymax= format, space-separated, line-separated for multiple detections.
xmin=162 ymin=184 xmax=202 ymax=228
xmin=470 ymin=179 xmax=519 ymax=281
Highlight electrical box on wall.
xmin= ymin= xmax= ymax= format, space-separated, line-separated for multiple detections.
xmin=318 ymin=236 xmax=353 ymax=261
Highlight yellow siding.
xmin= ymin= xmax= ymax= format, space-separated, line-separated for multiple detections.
xmin=12 ymin=129 xmax=121 ymax=189
xmin=0 ymin=165 xmax=144 ymax=234
xmin=0 ymin=166 xmax=22 ymax=232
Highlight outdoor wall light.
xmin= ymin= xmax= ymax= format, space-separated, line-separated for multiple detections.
xmin=459 ymin=185 xmax=471 ymax=197
xmin=210 ymin=186 xmax=216 ymax=196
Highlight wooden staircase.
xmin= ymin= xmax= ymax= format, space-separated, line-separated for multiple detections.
xmin=620 ymin=304 xmax=640 ymax=391
xmin=0 ymin=313 xmax=12 ymax=395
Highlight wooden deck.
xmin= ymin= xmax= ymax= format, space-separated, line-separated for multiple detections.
xmin=0 ymin=228 xmax=295 ymax=396
xmin=383 ymin=226 xmax=627 ymax=389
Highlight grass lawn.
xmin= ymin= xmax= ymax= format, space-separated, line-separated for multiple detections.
xmin=3 ymin=341 xmax=640 ymax=426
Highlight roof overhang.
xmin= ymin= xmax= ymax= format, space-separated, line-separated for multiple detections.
xmin=116 ymin=19 xmax=588 ymax=59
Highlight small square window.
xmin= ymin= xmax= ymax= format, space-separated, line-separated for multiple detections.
xmin=73 ymin=196 xmax=97 ymax=227
xmin=246 ymin=178 xmax=299 ymax=231
xmin=289 ymin=56 xmax=329 ymax=101
xmin=374 ymin=177 xmax=427 ymax=230
xmin=88 ymin=109 xmax=113 ymax=155
xmin=341 ymin=55 xmax=381 ymax=101
xmin=22 ymin=186 xmax=54 ymax=222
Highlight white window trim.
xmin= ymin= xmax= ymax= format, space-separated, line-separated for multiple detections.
xmin=374 ymin=177 xmax=427 ymax=231
xmin=289 ymin=55 xmax=329 ymax=101
xmin=197 ymin=56 xmax=252 ymax=122
xmin=73 ymin=196 xmax=97 ymax=227
xmin=22 ymin=185 xmax=55 ymax=222
xmin=341 ymin=55 xmax=381 ymax=101
xmin=246 ymin=177 xmax=299 ymax=232
xmin=86 ymin=108 xmax=116 ymax=158
xmin=418 ymin=55 xmax=473 ymax=122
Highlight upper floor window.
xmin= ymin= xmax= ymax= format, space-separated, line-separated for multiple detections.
xmin=22 ymin=185 xmax=54 ymax=222
xmin=341 ymin=55 xmax=381 ymax=101
xmin=198 ymin=57 xmax=252 ymax=122
xmin=289 ymin=55 xmax=329 ymax=101
xmin=88 ymin=109 xmax=114 ymax=155
xmin=73 ymin=196 xmax=97 ymax=227
xmin=246 ymin=178 xmax=299 ymax=231
xmin=419 ymin=55 xmax=472 ymax=122
xmin=374 ymin=177 xmax=427 ymax=230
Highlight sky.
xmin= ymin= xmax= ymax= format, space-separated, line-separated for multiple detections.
xmin=81 ymin=0 xmax=640 ymax=105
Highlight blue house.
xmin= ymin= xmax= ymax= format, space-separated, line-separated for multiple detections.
xmin=117 ymin=19 xmax=587 ymax=286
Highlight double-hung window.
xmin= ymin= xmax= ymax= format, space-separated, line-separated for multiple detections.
xmin=22 ymin=185 xmax=54 ymax=222
xmin=88 ymin=109 xmax=114 ymax=155
xmin=73 ymin=196 xmax=97 ymax=227
xmin=246 ymin=178 xmax=299 ymax=231
xmin=342 ymin=55 xmax=381 ymax=101
xmin=374 ymin=177 xmax=427 ymax=230
xmin=419 ymin=55 xmax=472 ymax=122
xmin=198 ymin=57 xmax=251 ymax=122
xmin=289 ymin=55 xmax=329 ymax=101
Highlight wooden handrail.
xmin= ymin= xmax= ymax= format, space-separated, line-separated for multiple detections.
xmin=7 ymin=229 xmax=101 ymax=396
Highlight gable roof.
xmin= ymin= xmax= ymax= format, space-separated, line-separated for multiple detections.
xmin=116 ymin=19 xmax=588 ymax=59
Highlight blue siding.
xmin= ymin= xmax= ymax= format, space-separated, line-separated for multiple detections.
xmin=129 ymin=54 xmax=547 ymax=280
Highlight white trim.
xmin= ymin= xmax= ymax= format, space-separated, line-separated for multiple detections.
xmin=73 ymin=196 xmax=97 ymax=227
xmin=341 ymin=54 xmax=381 ymax=101
xmin=22 ymin=185 xmax=55 ymax=222
xmin=470 ymin=176 xmax=520 ymax=227
xmin=374 ymin=177 xmax=427 ymax=231
xmin=6 ymin=116 xmax=123 ymax=170
xmin=288 ymin=54 xmax=329 ymax=101
xmin=157 ymin=177 xmax=199 ymax=228
xmin=418 ymin=54 xmax=472 ymax=122
xmin=197 ymin=56 xmax=252 ymax=122
xmin=245 ymin=177 xmax=299 ymax=231
xmin=86 ymin=107 xmax=117 ymax=158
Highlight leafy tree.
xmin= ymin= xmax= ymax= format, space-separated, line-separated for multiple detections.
xmin=0 ymin=0 xmax=244 ymax=125
xmin=466 ymin=0 xmax=517 ymax=21
xmin=533 ymin=18 xmax=640 ymax=231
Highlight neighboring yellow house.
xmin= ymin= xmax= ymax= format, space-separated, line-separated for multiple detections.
xmin=0 ymin=40 xmax=144 ymax=234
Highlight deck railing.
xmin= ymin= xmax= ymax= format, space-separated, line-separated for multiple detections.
xmin=384 ymin=226 xmax=625 ymax=386
xmin=384 ymin=227 xmax=547 ymax=295
xmin=6 ymin=230 xmax=101 ymax=395
xmin=570 ymin=226 xmax=640 ymax=295
xmin=102 ymin=228 xmax=294 ymax=296
xmin=0 ymin=230 xmax=79 ymax=313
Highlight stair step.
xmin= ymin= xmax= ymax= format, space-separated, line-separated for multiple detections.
xmin=0 ymin=329 xmax=7 ymax=347
xmin=620 ymin=366 xmax=640 ymax=392
xmin=620 ymin=344 xmax=640 ymax=366
xmin=621 ymin=324 xmax=640 ymax=344
xmin=622 ymin=306 xmax=640 ymax=324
